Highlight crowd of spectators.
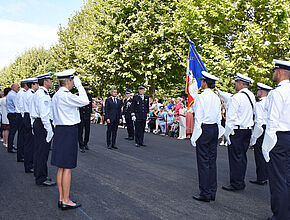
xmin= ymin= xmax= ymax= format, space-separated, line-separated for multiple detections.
xmin=90 ymin=96 xmax=194 ymax=140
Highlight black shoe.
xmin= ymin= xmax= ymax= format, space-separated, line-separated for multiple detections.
xmin=107 ymin=145 xmax=113 ymax=150
xmin=84 ymin=145 xmax=89 ymax=150
xmin=210 ymin=196 xmax=216 ymax=201
xmin=111 ymin=145 xmax=118 ymax=149
xmin=140 ymin=144 xmax=146 ymax=147
xmin=25 ymin=169 xmax=34 ymax=173
xmin=222 ymin=185 xmax=241 ymax=191
xmin=129 ymin=137 xmax=134 ymax=141
xmin=249 ymin=180 xmax=267 ymax=185
xmin=58 ymin=201 xmax=62 ymax=208
xmin=80 ymin=148 xmax=85 ymax=153
xmin=38 ymin=180 xmax=56 ymax=186
xmin=135 ymin=144 xmax=140 ymax=147
xmin=61 ymin=202 xmax=81 ymax=210
xmin=124 ymin=137 xmax=130 ymax=140
xmin=8 ymin=149 xmax=17 ymax=153
xmin=192 ymin=195 xmax=210 ymax=202
xmin=17 ymin=158 xmax=24 ymax=162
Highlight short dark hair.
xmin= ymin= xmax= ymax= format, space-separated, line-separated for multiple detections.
xmin=241 ymin=81 xmax=249 ymax=87
xmin=38 ymin=79 xmax=45 ymax=86
xmin=27 ymin=82 xmax=32 ymax=88
xmin=20 ymin=82 xmax=27 ymax=88
xmin=4 ymin=88 xmax=11 ymax=96
xmin=204 ymin=79 xmax=216 ymax=89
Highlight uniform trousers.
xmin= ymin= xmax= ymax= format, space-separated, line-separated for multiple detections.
xmin=33 ymin=118 xmax=51 ymax=185
xmin=7 ymin=113 xmax=18 ymax=152
xmin=78 ymin=119 xmax=90 ymax=148
xmin=23 ymin=113 xmax=34 ymax=171
xmin=135 ymin=119 xmax=146 ymax=145
xmin=253 ymin=125 xmax=268 ymax=181
xmin=125 ymin=115 xmax=134 ymax=138
xmin=106 ymin=121 xmax=118 ymax=147
xmin=16 ymin=114 xmax=25 ymax=161
xmin=268 ymin=131 xmax=290 ymax=220
xmin=196 ymin=124 xmax=218 ymax=199
xmin=228 ymin=129 xmax=251 ymax=189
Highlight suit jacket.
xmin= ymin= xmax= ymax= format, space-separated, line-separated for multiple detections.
xmin=104 ymin=97 xmax=122 ymax=123
xmin=123 ymin=97 xmax=133 ymax=117
xmin=131 ymin=94 xmax=149 ymax=120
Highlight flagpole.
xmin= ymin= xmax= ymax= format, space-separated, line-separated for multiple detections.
xmin=185 ymin=33 xmax=194 ymax=44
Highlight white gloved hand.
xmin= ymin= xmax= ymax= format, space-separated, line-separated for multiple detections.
xmin=46 ymin=130 xmax=54 ymax=143
xmin=73 ymin=76 xmax=82 ymax=88
xmin=132 ymin=116 xmax=136 ymax=121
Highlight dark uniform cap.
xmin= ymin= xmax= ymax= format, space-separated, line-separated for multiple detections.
xmin=272 ymin=59 xmax=290 ymax=71
xmin=138 ymin=85 xmax=146 ymax=90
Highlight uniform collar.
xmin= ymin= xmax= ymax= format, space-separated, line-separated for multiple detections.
xmin=40 ymin=86 xmax=48 ymax=93
xmin=59 ymin=87 xmax=69 ymax=92
xmin=278 ymin=80 xmax=290 ymax=86
xmin=238 ymin=88 xmax=249 ymax=93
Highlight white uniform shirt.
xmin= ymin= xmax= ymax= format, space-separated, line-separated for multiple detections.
xmin=30 ymin=86 xmax=53 ymax=132
xmin=23 ymin=89 xmax=35 ymax=113
xmin=0 ymin=97 xmax=9 ymax=124
xmin=262 ymin=80 xmax=290 ymax=162
xmin=226 ymin=88 xmax=256 ymax=129
xmin=191 ymin=88 xmax=222 ymax=146
xmin=15 ymin=88 xmax=26 ymax=115
xmin=52 ymin=86 xmax=89 ymax=125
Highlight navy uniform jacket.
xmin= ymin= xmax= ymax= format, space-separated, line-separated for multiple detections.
xmin=123 ymin=97 xmax=133 ymax=117
xmin=79 ymin=93 xmax=92 ymax=121
xmin=104 ymin=97 xmax=122 ymax=123
xmin=131 ymin=95 xmax=149 ymax=120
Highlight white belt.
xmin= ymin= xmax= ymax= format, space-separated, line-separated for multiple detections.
xmin=234 ymin=125 xmax=252 ymax=130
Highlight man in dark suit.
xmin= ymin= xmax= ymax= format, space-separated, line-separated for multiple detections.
xmin=78 ymin=84 xmax=93 ymax=153
xmin=131 ymin=85 xmax=149 ymax=147
xmin=104 ymin=88 xmax=122 ymax=149
xmin=123 ymin=90 xmax=134 ymax=140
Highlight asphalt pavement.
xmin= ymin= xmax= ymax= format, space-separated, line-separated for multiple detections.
xmin=0 ymin=124 xmax=271 ymax=220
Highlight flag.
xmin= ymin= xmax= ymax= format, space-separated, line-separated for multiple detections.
xmin=185 ymin=41 xmax=207 ymax=108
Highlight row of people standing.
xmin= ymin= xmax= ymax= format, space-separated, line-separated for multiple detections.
xmin=191 ymin=59 xmax=290 ymax=220
xmin=3 ymin=70 xmax=89 ymax=210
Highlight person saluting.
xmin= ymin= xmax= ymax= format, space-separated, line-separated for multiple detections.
xmin=51 ymin=69 xmax=89 ymax=210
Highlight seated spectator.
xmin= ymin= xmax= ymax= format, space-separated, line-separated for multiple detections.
xmin=159 ymin=106 xmax=174 ymax=135
xmin=165 ymin=98 xmax=174 ymax=110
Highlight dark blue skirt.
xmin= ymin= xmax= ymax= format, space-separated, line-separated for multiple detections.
xmin=51 ymin=124 xmax=78 ymax=169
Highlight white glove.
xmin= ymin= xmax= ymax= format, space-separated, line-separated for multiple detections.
xmin=46 ymin=130 xmax=54 ymax=143
xmin=132 ymin=116 xmax=136 ymax=121
xmin=73 ymin=76 xmax=82 ymax=88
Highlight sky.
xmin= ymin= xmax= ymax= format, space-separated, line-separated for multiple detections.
xmin=0 ymin=0 xmax=85 ymax=69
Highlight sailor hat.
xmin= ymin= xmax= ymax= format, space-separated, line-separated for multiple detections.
xmin=272 ymin=59 xmax=290 ymax=71
xmin=25 ymin=77 xmax=38 ymax=83
xmin=54 ymin=69 xmax=75 ymax=79
xmin=138 ymin=85 xmax=146 ymax=90
xmin=125 ymin=90 xmax=131 ymax=94
xmin=257 ymin=83 xmax=273 ymax=91
xmin=201 ymin=71 xmax=219 ymax=81
xmin=36 ymin=72 xmax=52 ymax=80
xmin=235 ymin=73 xmax=254 ymax=83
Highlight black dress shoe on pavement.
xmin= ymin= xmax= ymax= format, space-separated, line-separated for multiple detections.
xmin=8 ymin=149 xmax=17 ymax=153
xmin=128 ymin=137 xmax=134 ymax=141
xmin=135 ymin=144 xmax=140 ymax=147
xmin=112 ymin=145 xmax=118 ymax=149
xmin=17 ymin=158 xmax=24 ymax=162
xmin=25 ymin=169 xmax=34 ymax=173
xmin=61 ymin=202 xmax=81 ymax=210
xmin=80 ymin=148 xmax=85 ymax=153
xmin=39 ymin=180 xmax=56 ymax=186
xmin=140 ymin=144 xmax=147 ymax=147
xmin=222 ymin=185 xmax=242 ymax=191
xmin=58 ymin=201 xmax=62 ymax=208
xmin=192 ymin=195 xmax=210 ymax=202
xmin=249 ymin=180 xmax=267 ymax=185
xmin=107 ymin=146 xmax=113 ymax=150
xmin=124 ymin=137 xmax=129 ymax=140
xmin=84 ymin=145 xmax=89 ymax=150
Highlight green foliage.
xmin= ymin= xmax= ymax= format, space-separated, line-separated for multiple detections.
xmin=0 ymin=0 xmax=289 ymax=97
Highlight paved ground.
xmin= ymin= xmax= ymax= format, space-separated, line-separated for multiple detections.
xmin=0 ymin=124 xmax=271 ymax=220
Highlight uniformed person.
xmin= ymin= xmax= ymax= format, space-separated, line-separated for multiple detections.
xmin=30 ymin=72 xmax=56 ymax=186
xmin=123 ymin=90 xmax=134 ymax=140
xmin=22 ymin=77 xmax=39 ymax=173
xmin=131 ymin=85 xmax=149 ymax=147
xmin=221 ymin=73 xmax=256 ymax=191
xmin=249 ymin=83 xmax=272 ymax=185
xmin=262 ymin=60 xmax=290 ymax=220
xmin=191 ymin=71 xmax=223 ymax=202
xmin=15 ymin=80 xmax=29 ymax=162
xmin=51 ymin=69 xmax=89 ymax=210
xmin=78 ymin=84 xmax=92 ymax=153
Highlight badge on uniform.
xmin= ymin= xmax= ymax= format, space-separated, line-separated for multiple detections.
xmin=44 ymin=100 xmax=49 ymax=105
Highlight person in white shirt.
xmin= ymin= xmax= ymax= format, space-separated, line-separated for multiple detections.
xmin=0 ymin=88 xmax=11 ymax=147
xmin=221 ymin=73 xmax=256 ymax=191
xmin=262 ymin=60 xmax=290 ymax=220
xmin=51 ymin=69 xmax=89 ymax=210
xmin=22 ymin=78 xmax=39 ymax=174
xmin=15 ymin=80 xmax=29 ymax=162
xmin=249 ymin=83 xmax=272 ymax=185
xmin=191 ymin=71 xmax=222 ymax=202
xmin=31 ymin=72 xmax=56 ymax=187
